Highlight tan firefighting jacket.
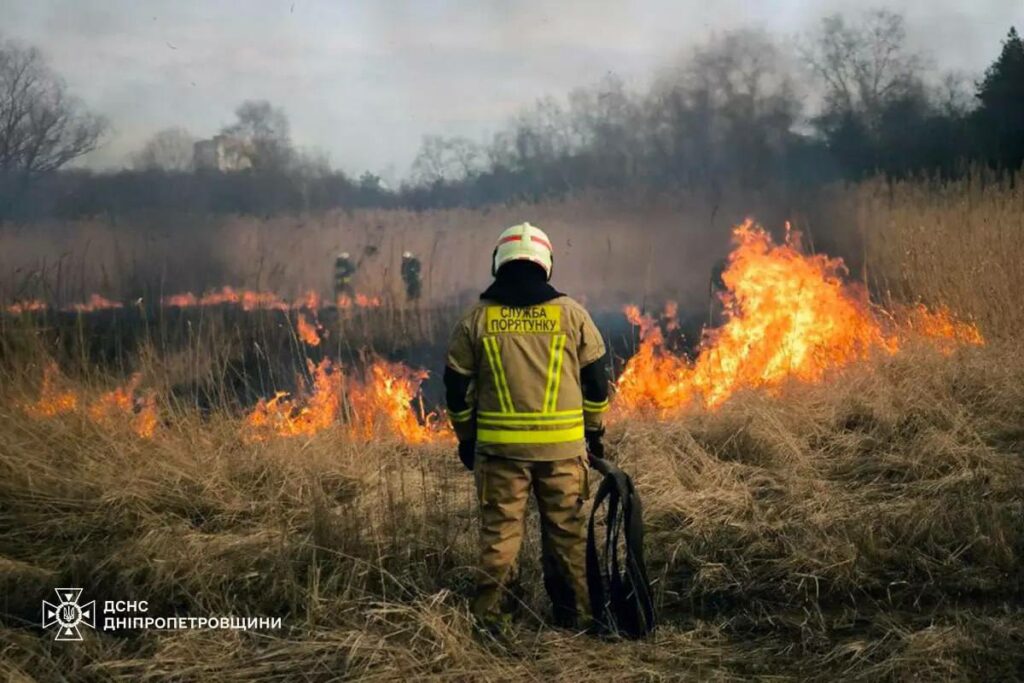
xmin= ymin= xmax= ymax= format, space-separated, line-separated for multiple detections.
xmin=446 ymin=295 xmax=608 ymax=461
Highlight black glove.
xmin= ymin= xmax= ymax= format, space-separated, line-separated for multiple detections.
xmin=585 ymin=429 xmax=605 ymax=465
xmin=458 ymin=440 xmax=476 ymax=471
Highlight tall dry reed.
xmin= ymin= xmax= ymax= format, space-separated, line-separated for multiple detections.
xmin=846 ymin=173 xmax=1024 ymax=339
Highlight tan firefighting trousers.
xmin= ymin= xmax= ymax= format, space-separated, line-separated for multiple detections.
xmin=472 ymin=453 xmax=590 ymax=626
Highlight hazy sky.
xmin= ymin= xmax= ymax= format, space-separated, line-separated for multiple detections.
xmin=3 ymin=0 xmax=1021 ymax=179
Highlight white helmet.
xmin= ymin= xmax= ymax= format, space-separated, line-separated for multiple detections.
xmin=337 ymin=252 xmax=350 ymax=260
xmin=402 ymin=251 xmax=414 ymax=259
xmin=492 ymin=222 xmax=553 ymax=280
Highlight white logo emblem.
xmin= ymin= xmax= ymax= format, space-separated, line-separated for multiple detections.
xmin=41 ymin=588 xmax=96 ymax=641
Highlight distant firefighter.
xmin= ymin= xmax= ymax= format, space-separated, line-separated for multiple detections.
xmin=334 ymin=252 xmax=357 ymax=299
xmin=401 ymin=251 xmax=422 ymax=302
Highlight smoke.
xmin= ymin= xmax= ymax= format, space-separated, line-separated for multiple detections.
xmin=3 ymin=0 xmax=1018 ymax=175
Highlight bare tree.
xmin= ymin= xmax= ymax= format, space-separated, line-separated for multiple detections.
xmin=410 ymin=135 xmax=483 ymax=184
xmin=934 ymin=72 xmax=973 ymax=118
xmin=130 ymin=127 xmax=195 ymax=171
xmin=567 ymin=74 xmax=643 ymax=182
xmin=648 ymin=29 xmax=800 ymax=187
xmin=802 ymin=10 xmax=925 ymax=127
xmin=0 ymin=38 xmax=107 ymax=184
xmin=511 ymin=96 xmax=576 ymax=167
xmin=221 ymin=100 xmax=293 ymax=172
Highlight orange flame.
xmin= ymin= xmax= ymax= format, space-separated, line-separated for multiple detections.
xmin=292 ymin=290 xmax=322 ymax=311
xmin=244 ymin=358 xmax=343 ymax=441
xmin=6 ymin=300 xmax=47 ymax=315
xmin=241 ymin=356 xmax=450 ymax=443
xmin=161 ymin=287 xmax=358 ymax=312
xmin=67 ymin=294 xmax=123 ymax=313
xmin=24 ymin=361 xmax=78 ymax=417
xmin=296 ymin=312 xmax=323 ymax=346
xmin=346 ymin=359 xmax=448 ymax=444
xmin=161 ymin=286 xmax=289 ymax=311
xmin=899 ymin=303 xmax=985 ymax=348
xmin=8 ymin=287 xmax=382 ymax=316
xmin=336 ymin=294 xmax=383 ymax=310
xmin=88 ymin=374 xmax=141 ymax=424
xmin=355 ymin=294 xmax=382 ymax=308
xmin=87 ymin=373 xmax=160 ymax=438
xmin=133 ymin=391 xmax=159 ymax=439
xmin=23 ymin=363 xmax=157 ymax=437
xmin=161 ymin=292 xmax=198 ymax=307
xmin=616 ymin=220 xmax=982 ymax=412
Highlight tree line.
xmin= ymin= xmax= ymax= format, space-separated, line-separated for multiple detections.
xmin=1 ymin=10 xmax=1022 ymax=219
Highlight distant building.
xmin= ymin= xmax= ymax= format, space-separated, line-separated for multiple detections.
xmin=193 ymin=135 xmax=252 ymax=172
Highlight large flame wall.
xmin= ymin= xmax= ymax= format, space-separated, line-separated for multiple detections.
xmin=14 ymin=221 xmax=982 ymax=444
xmin=616 ymin=221 xmax=983 ymax=412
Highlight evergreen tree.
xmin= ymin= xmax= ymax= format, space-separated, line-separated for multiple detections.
xmin=974 ymin=27 xmax=1024 ymax=169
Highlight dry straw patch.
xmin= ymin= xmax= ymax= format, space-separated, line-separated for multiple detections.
xmin=1 ymin=342 xmax=1022 ymax=680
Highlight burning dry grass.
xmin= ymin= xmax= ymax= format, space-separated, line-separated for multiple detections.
xmin=1 ymin=177 xmax=1022 ymax=678
xmin=616 ymin=221 xmax=984 ymax=413
xmin=240 ymin=356 xmax=447 ymax=444
xmin=1 ymin=340 xmax=1022 ymax=681
xmin=19 ymin=362 xmax=158 ymax=438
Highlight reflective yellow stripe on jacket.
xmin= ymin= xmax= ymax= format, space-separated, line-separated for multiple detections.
xmin=542 ymin=333 xmax=567 ymax=413
xmin=477 ymin=328 xmax=576 ymax=446
xmin=477 ymin=410 xmax=585 ymax=444
xmin=482 ymin=336 xmax=514 ymax=413
xmin=446 ymin=297 xmax=607 ymax=457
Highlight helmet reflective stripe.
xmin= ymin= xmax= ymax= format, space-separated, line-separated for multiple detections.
xmin=498 ymin=233 xmax=552 ymax=250
xmin=492 ymin=222 xmax=554 ymax=279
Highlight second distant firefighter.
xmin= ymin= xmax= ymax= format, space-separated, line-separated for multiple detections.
xmin=401 ymin=251 xmax=422 ymax=302
xmin=334 ymin=251 xmax=357 ymax=299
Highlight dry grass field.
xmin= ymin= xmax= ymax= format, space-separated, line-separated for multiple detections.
xmin=0 ymin=188 xmax=803 ymax=314
xmin=853 ymin=174 xmax=1024 ymax=339
xmin=1 ymin=342 xmax=1021 ymax=681
xmin=1 ymin=176 xmax=1022 ymax=681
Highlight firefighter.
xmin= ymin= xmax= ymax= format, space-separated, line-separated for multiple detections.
xmin=444 ymin=222 xmax=610 ymax=634
xmin=334 ymin=252 xmax=356 ymax=300
xmin=401 ymin=251 xmax=422 ymax=302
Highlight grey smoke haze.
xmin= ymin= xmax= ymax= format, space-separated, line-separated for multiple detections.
xmin=3 ymin=0 xmax=1021 ymax=179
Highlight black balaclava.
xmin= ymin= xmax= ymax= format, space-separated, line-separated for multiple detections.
xmin=480 ymin=259 xmax=564 ymax=307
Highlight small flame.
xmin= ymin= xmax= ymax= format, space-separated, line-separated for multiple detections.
xmin=6 ymin=300 xmax=47 ymax=315
xmin=8 ymin=287 xmax=384 ymax=316
xmin=337 ymin=294 xmax=382 ymax=310
xmin=241 ymin=356 xmax=450 ymax=443
xmin=244 ymin=359 xmax=342 ymax=441
xmin=346 ymin=359 xmax=447 ymax=444
xmin=87 ymin=373 xmax=160 ymax=438
xmin=67 ymin=294 xmax=123 ymax=313
xmin=161 ymin=286 xmax=289 ymax=311
xmin=354 ymin=294 xmax=382 ymax=308
xmin=900 ymin=303 xmax=985 ymax=348
xmin=133 ymin=391 xmax=159 ymax=438
xmin=296 ymin=312 xmax=323 ymax=346
xmin=292 ymin=290 xmax=321 ymax=311
xmin=23 ymin=363 xmax=157 ymax=437
xmin=161 ymin=292 xmax=198 ymax=307
xmin=88 ymin=373 xmax=141 ymax=424
xmin=24 ymin=361 xmax=78 ymax=417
